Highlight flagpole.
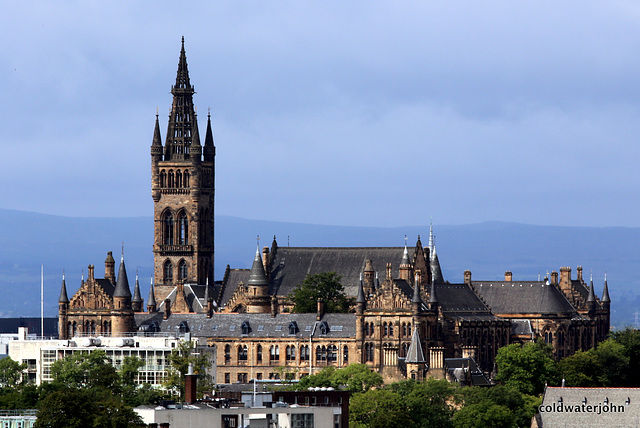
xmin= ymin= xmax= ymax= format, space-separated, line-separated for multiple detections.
xmin=41 ymin=265 xmax=44 ymax=337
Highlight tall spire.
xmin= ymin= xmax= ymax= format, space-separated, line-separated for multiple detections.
xmin=430 ymin=239 xmax=444 ymax=284
xmin=586 ymin=273 xmax=595 ymax=303
xmin=58 ymin=273 xmax=69 ymax=304
xmin=429 ymin=219 xmax=434 ymax=261
xmin=165 ymin=37 xmax=198 ymax=161
xmin=175 ymin=36 xmax=192 ymax=91
xmin=602 ymin=273 xmax=610 ymax=303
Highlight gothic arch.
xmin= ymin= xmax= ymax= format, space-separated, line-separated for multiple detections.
xmin=163 ymin=210 xmax=175 ymax=245
xmin=177 ymin=210 xmax=189 ymax=245
xmin=163 ymin=259 xmax=173 ymax=284
xmin=178 ymin=259 xmax=188 ymax=281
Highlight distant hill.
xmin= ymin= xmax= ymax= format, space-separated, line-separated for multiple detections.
xmin=0 ymin=208 xmax=637 ymax=328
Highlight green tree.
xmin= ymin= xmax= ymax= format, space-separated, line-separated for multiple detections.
xmin=35 ymin=387 xmax=144 ymax=428
xmin=495 ymin=340 xmax=559 ymax=395
xmin=559 ymin=339 xmax=629 ymax=387
xmin=392 ymin=379 xmax=458 ymax=428
xmin=330 ymin=363 xmax=383 ymax=393
xmin=350 ymin=389 xmax=412 ymax=428
xmin=0 ymin=357 xmax=26 ymax=388
xmin=611 ymin=327 xmax=640 ymax=386
xmin=164 ymin=340 xmax=213 ymax=399
xmin=454 ymin=385 xmax=540 ymax=428
xmin=288 ymin=272 xmax=354 ymax=313
xmin=50 ymin=350 xmax=121 ymax=392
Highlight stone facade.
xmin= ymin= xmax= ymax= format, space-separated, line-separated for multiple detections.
xmin=59 ymin=39 xmax=611 ymax=385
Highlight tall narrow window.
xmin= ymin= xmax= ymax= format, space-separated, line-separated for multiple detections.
xmin=178 ymin=212 xmax=188 ymax=245
xmin=184 ymin=170 xmax=190 ymax=187
xmin=168 ymin=170 xmax=175 ymax=187
xmin=164 ymin=212 xmax=174 ymax=245
xmin=178 ymin=260 xmax=188 ymax=281
xmin=159 ymin=170 xmax=167 ymax=188
xmin=176 ymin=170 xmax=183 ymax=188
xmin=257 ymin=345 xmax=263 ymax=363
xmin=163 ymin=260 xmax=173 ymax=284
xmin=238 ymin=345 xmax=248 ymax=361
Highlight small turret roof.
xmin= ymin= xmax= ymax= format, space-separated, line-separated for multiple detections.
xmin=147 ymin=279 xmax=157 ymax=307
xmin=586 ymin=274 xmax=596 ymax=303
xmin=152 ymin=114 xmax=162 ymax=147
xmin=58 ymin=273 xmax=69 ymax=303
xmin=132 ymin=272 xmax=143 ymax=304
xmin=113 ymin=256 xmax=132 ymax=298
xmin=405 ymin=327 xmax=426 ymax=363
xmin=356 ymin=279 xmax=366 ymax=304
xmin=602 ymin=274 xmax=610 ymax=303
xmin=248 ymin=246 xmax=268 ymax=287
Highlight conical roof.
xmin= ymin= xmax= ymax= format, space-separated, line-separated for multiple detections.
xmin=174 ymin=36 xmax=192 ymax=90
xmin=429 ymin=280 xmax=438 ymax=304
xmin=58 ymin=273 xmax=69 ymax=303
xmin=602 ymin=274 xmax=611 ymax=303
xmin=132 ymin=273 xmax=143 ymax=304
xmin=356 ymin=279 xmax=366 ymax=304
xmin=430 ymin=244 xmax=444 ymax=284
xmin=405 ymin=327 xmax=426 ymax=363
xmin=152 ymin=114 xmax=162 ymax=147
xmin=586 ymin=274 xmax=595 ymax=303
xmin=248 ymin=246 xmax=268 ymax=286
xmin=412 ymin=280 xmax=422 ymax=304
xmin=113 ymin=256 xmax=132 ymax=298
xmin=401 ymin=244 xmax=411 ymax=266
xmin=147 ymin=279 xmax=157 ymax=307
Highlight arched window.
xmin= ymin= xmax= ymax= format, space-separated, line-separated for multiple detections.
xmin=364 ymin=322 xmax=369 ymax=337
xmin=184 ymin=170 xmax=190 ymax=187
xmin=238 ymin=345 xmax=248 ymax=361
xmin=389 ymin=323 xmax=394 ymax=337
xmin=300 ymin=345 xmax=309 ymax=361
xmin=383 ymin=323 xmax=389 ymax=337
xmin=343 ymin=345 xmax=349 ymax=364
xmin=270 ymin=345 xmax=279 ymax=362
xmin=370 ymin=323 xmax=375 ymax=337
xmin=286 ymin=345 xmax=296 ymax=361
xmin=224 ymin=345 xmax=231 ymax=364
xmin=316 ymin=346 xmax=327 ymax=362
xmin=257 ymin=345 xmax=263 ymax=363
xmin=178 ymin=212 xmax=188 ymax=245
xmin=365 ymin=343 xmax=374 ymax=362
xmin=168 ymin=170 xmax=175 ymax=188
xmin=159 ymin=170 xmax=167 ymax=188
xmin=178 ymin=260 xmax=188 ymax=281
xmin=164 ymin=212 xmax=174 ymax=245
xmin=176 ymin=170 xmax=183 ymax=188
xmin=327 ymin=345 xmax=337 ymax=363
xmin=163 ymin=260 xmax=173 ymax=283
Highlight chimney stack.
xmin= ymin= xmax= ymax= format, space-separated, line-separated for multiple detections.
xmin=316 ymin=298 xmax=324 ymax=321
xmin=504 ymin=271 xmax=513 ymax=282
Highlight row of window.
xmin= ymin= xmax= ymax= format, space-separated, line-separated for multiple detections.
xmin=159 ymin=169 xmax=191 ymax=188
xmin=67 ymin=320 xmax=111 ymax=336
xmin=364 ymin=321 xmax=413 ymax=338
xmin=224 ymin=344 xmax=348 ymax=364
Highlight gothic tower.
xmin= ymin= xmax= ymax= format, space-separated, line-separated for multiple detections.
xmin=151 ymin=38 xmax=215 ymax=299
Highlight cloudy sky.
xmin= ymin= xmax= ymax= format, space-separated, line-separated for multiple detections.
xmin=2 ymin=2 xmax=639 ymax=227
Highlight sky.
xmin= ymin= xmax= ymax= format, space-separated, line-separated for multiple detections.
xmin=2 ymin=1 xmax=640 ymax=228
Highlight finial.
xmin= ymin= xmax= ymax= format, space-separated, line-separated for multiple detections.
xmin=121 ymin=242 xmax=125 ymax=259
xmin=181 ymin=35 xmax=185 ymax=45
xmin=257 ymin=235 xmax=260 ymax=247
xmin=136 ymin=269 xmax=139 ymax=281
xmin=150 ymin=276 xmax=153 ymax=285
xmin=404 ymin=235 xmax=407 ymax=246
xmin=208 ymin=106 xmax=211 ymax=118
xmin=156 ymin=106 xmax=159 ymax=118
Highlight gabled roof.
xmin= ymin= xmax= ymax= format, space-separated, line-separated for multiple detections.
xmin=268 ymin=247 xmax=407 ymax=298
xmin=435 ymin=283 xmax=491 ymax=313
xmin=472 ymin=281 xmax=576 ymax=315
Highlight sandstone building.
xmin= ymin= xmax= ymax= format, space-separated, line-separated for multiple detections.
xmin=58 ymin=39 xmax=611 ymax=385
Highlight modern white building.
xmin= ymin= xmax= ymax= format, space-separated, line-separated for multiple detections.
xmin=8 ymin=328 xmax=214 ymax=386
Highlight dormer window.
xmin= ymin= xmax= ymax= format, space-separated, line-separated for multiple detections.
xmin=319 ymin=321 xmax=329 ymax=335
xmin=289 ymin=321 xmax=299 ymax=335
xmin=241 ymin=321 xmax=251 ymax=335
xmin=178 ymin=321 xmax=189 ymax=334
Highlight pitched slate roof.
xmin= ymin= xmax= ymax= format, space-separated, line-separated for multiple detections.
xmin=435 ymin=283 xmax=491 ymax=313
xmin=135 ymin=312 xmax=356 ymax=340
xmin=268 ymin=247 xmax=407 ymax=299
xmin=218 ymin=269 xmax=250 ymax=307
xmin=472 ymin=281 xmax=576 ymax=315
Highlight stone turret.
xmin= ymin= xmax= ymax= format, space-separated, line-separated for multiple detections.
xmin=58 ymin=273 xmax=69 ymax=339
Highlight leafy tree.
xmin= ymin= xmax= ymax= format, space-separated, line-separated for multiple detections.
xmin=0 ymin=357 xmax=26 ymax=388
xmin=495 ymin=340 xmax=559 ymax=395
xmin=293 ymin=364 xmax=382 ymax=393
xmin=164 ymin=340 xmax=213 ymax=399
xmin=350 ymin=389 xmax=412 ymax=428
xmin=454 ymin=385 xmax=541 ymax=428
xmin=289 ymin=272 xmax=354 ymax=313
xmin=330 ymin=363 xmax=383 ymax=393
xmin=35 ymin=387 xmax=144 ymax=428
xmin=391 ymin=379 xmax=458 ymax=428
xmin=50 ymin=350 xmax=120 ymax=392
xmin=611 ymin=327 xmax=640 ymax=386
xmin=560 ymin=339 xmax=629 ymax=387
